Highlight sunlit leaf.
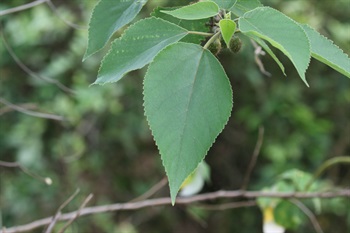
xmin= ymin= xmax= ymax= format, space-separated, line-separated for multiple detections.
xmin=219 ymin=19 xmax=236 ymax=47
xmin=144 ymin=42 xmax=232 ymax=204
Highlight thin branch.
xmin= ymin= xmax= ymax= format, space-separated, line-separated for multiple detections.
xmin=188 ymin=31 xmax=214 ymax=37
xmin=3 ymin=189 xmax=350 ymax=233
xmin=57 ymin=194 xmax=93 ymax=233
xmin=0 ymin=28 xmax=75 ymax=95
xmin=0 ymin=160 xmax=52 ymax=185
xmin=0 ymin=103 xmax=38 ymax=115
xmin=45 ymin=0 xmax=87 ymax=30
xmin=130 ymin=177 xmax=168 ymax=202
xmin=289 ymin=199 xmax=324 ymax=233
xmin=203 ymin=31 xmax=221 ymax=49
xmin=0 ymin=97 xmax=65 ymax=121
xmin=251 ymin=39 xmax=271 ymax=77
xmin=0 ymin=0 xmax=48 ymax=16
xmin=305 ymin=156 xmax=350 ymax=191
xmin=241 ymin=126 xmax=264 ymax=191
xmin=195 ymin=200 xmax=256 ymax=211
xmin=44 ymin=189 xmax=80 ymax=233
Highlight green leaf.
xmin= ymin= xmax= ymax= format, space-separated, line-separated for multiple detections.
xmin=209 ymin=0 xmax=237 ymax=9
xmin=84 ymin=0 xmax=148 ymax=60
xmin=151 ymin=7 xmax=210 ymax=44
xmin=219 ymin=19 xmax=236 ymax=47
xmin=274 ymin=200 xmax=304 ymax=229
xmin=230 ymin=0 xmax=262 ymax=16
xmin=239 ymin=7 xmax=311 ymax=86
xmin=160 ymin=1 xmax=220 ymax=20
xmin=143 ymin=42 xmax=233 ymax=204
xmin=95 ymin=18 xmax=188 ymax=85
xmin=302 ymin=24 xmax=350 ymax=78
xmin=248 ymin=34 xmax=286 ymax=75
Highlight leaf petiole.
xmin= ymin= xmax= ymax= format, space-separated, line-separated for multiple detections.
xmin=203 ymin=31 xmax=221 ymax=49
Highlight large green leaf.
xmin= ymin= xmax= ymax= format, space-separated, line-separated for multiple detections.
xmin=84 ymin=0 xmax=148 ymax=60
xmin=95 ymin=18 xmax=188 ymax=85
xmin=302 ymin=24 xmax=350 ymax=78
xmin=160 ymin=1 xmax=220 ymax=20
xmin=209 ymin=0 xmax=237 ymax=9
xmin=151 ymin=7 xmax=209 ymax=44
xmin=230 ymin=0 xmax=262 ymax=16
xmin=144 ymin=42 xmax=233 ymax=204
xmin=219 ymin=19 xmax=237 ymax=48
xmin=239 ymin=7 xmax=311 ymax=86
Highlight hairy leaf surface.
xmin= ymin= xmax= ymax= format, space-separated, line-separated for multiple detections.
xmin=160 ymin=1 xmax=220 ymax=20
xmin=95 ymin=18 xmax=188 ymax=85
xmin=302 ymin=24 xmax=350 ymax=78
xmin=231 ymin=0 xmax=262 ymax=16
xmin=239 ymin=7 xmax=311 ymax=86
xmin=144 ymin=43 xmax=233 ymax=204
xmin=84 ymin=0 xmax=148 ymax=60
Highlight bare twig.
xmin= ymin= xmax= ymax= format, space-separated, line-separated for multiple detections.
xmin=195 ymin=200 xmax=256 ymax=211
xmin=46 ymin=0 xmax=87 ymax=30
xmin=0 ymin=103 xmax=38 ymax=115
xmin=289 ymin=199 xmax=324 ymax=233
xmin=44 ymin=189 xmax=80 ymax=233
xmin=0 ymin=160 xmax=52 ymax=185
xmin=241 ymin=127 xmax=265 ymax=191
xmin=251 ymin=39 xmax=271 ymax=76
xmin=0 ymin=28 xmax=75 ymax=94
xmin=130 ymin=177 xmax=168 ymax=202
xmin=0 ymin=0 xmax=48 ymax=16
xmin=0 ymin=97 xmax=65 ymax=121
xmin=3 ymin=189 xmax=350 ymax=233
xmin=57 ymin=194 xmax=93 ymax=233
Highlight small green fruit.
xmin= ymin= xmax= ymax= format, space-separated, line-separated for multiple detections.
xmin=229 ymin=36 xmax=242 ymax=53
xmin=208 ymin=39 xmax=222 ymax=56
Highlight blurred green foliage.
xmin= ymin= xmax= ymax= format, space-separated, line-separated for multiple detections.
xmin=0 ymin=0 xmax=349 ymax=232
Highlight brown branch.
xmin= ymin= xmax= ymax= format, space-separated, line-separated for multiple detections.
xmin=0 ymin=97 xmax=65 ymax=121
xmin=44 ymin=189 xmax=80 ymax=233
xmin=241 ymin=127 xmax=264 ymax=191
xmin=0 ymin=0 xmax=48 ymax=16
xmin=57 ymin=194 xmax=93 ymax=233
xmin=0 ymin=160 xmax=52 ymax=185
xmin=251 ymin=39 xmax=271 ymax=77
xmin=3 ymin=189 xmax=349 ymax=233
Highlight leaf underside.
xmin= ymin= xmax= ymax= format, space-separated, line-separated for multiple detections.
xmin=239 ymin=7 xmax=311 ymax=86
xmin=143 ymin=42 xmax=233 ymax=204
xmin=95 ymin=17 xmax=188 ymax=85
xmin=84 ymin=0 xmax=147 ymax=60
xmin=302 ymin=24 xmax=350 ymax=78
xmin=160 ymin=1 xmax=220 ymax=20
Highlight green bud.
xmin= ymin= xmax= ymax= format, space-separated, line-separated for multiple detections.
xmin=229 ymin=36 xmax=242 ymax=53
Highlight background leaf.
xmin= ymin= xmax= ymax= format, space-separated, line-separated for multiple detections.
xmin=84 ymin=0 xmax=148 ymax=60
xmin=143 ymin=42 xmax=233 ymax=204
xmin=151 ymin=7 xmax=210 ymax=44
xmin=230 ymin=0 xmax=262 ymax=16
xmin=209 ymin=0 xmax=237 ymax=9
xmin=302 ymin=24 xmax=350 ymax=78
xmin=239 ymin=7 xmax=311 ymax=86
xmin=219 ymin=19 xmax=236 ymax=48
xmin=95 ymin=17 xmax=188 ymax=85
xmin=160 ymin=1 xmax=220 ymax=20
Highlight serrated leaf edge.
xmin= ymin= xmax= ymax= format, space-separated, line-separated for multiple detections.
xmin=142 ymin=42 xmax=233 ymax=204
xmin=93 ymin=17 xmax=189 ymax=85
